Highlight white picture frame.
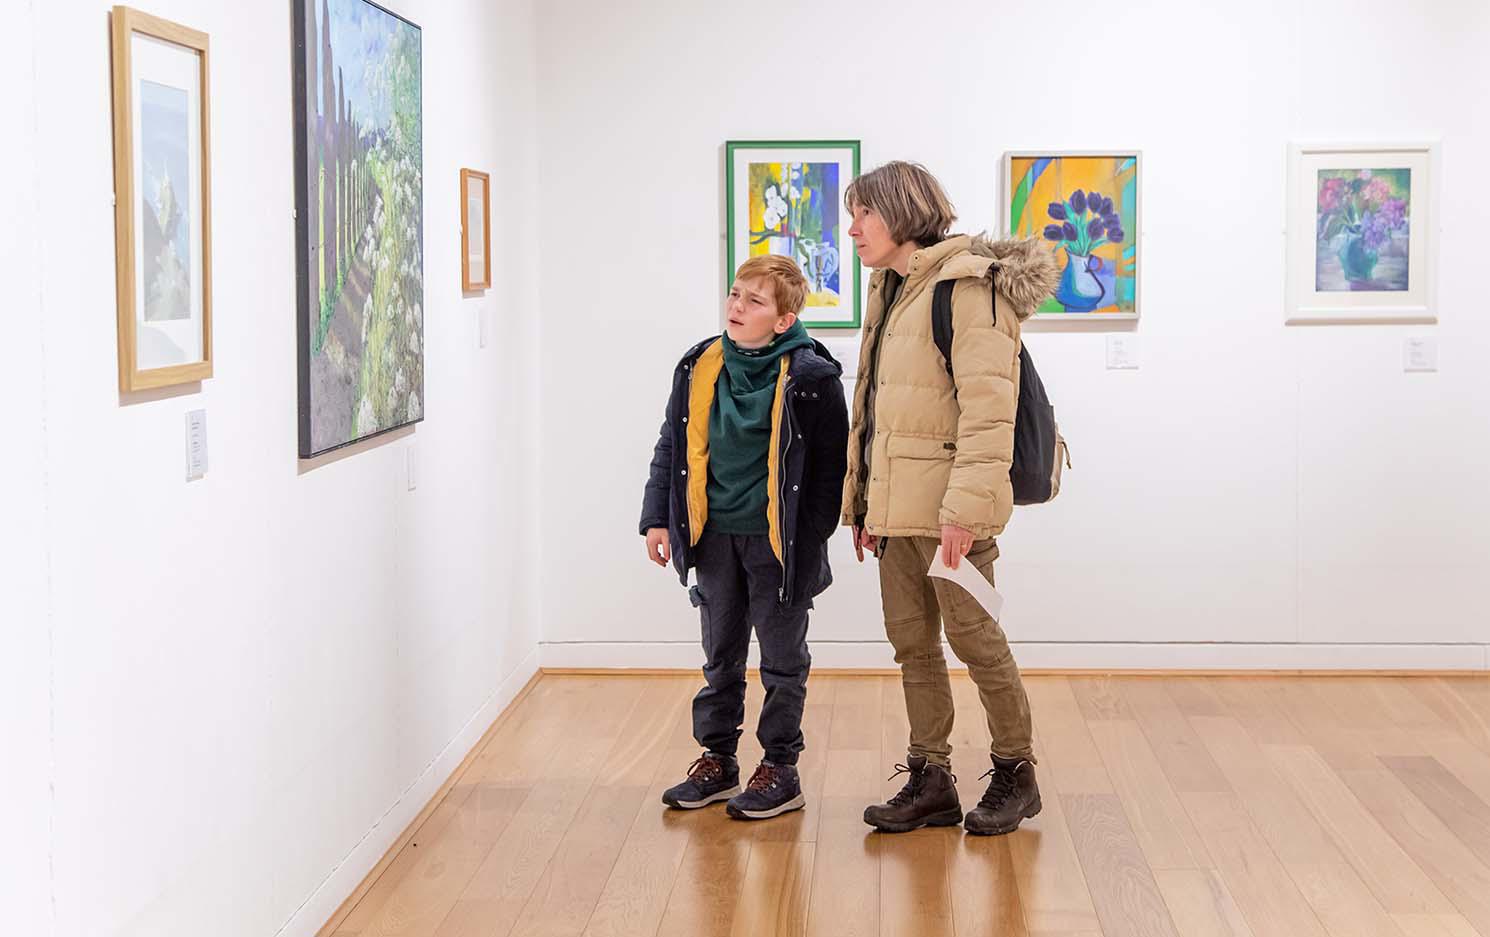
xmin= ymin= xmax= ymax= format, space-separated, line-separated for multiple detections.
xmin=1286 ymin=141 xmax=1439 ymax=325
xmin=1001 ymin=150 xmax=1142 ymax=322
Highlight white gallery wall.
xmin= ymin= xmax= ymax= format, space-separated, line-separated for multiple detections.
xmin=2 ymin=5 xmax=56 ymax=935
xmin=7 ymin=0 xmax=1490 ymax=934
xmin=8 ymin=0 xmax=543 ymax=934
xmin=536 ymin=0 xmax=1490 ymax=670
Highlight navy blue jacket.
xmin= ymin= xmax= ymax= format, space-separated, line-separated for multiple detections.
xmin=639 ymin=335 xmax=849 ymax=606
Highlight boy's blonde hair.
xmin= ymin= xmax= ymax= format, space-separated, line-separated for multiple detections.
xmin=844 ymin=161 xmax=957 ymax=247
xmin=733 ymin=254 xmax=808 ymax=318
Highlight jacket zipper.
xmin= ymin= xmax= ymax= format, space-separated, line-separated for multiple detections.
xmin=777 ymin=376 xmax=794 ymax=603
xmin=859 ymin=273 xmax=904 ymax=525
xmin=683 ymin=361 xmax=695 ymax=544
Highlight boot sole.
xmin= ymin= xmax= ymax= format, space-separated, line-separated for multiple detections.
xmin=726 ymin=793 xmax=807 ymax=821
xmin=864 ymin=806 xmax=965 ymax=834
xmin=662 ymin=785 xmax=741 ymax=810
xmin=964 ymin=796 xmax=1042 ymax=836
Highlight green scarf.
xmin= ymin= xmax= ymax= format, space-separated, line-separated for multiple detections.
xmin=705 ymin=322 xmax=815 ymax=535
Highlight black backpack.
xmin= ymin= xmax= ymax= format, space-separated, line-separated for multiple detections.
xmin=931 ymin=275 xmax=1070 ymax=505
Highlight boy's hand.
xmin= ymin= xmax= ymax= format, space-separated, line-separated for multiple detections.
xmin=645 ymin=528 xmax=671 ymax=567
xmin=853 ymin=526 xmax=878 ymax=563
xmin=940 ymin=524 xmax=974 ymax=570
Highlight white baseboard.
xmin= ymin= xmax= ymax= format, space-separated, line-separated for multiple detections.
xmin=279 ymin=645 xmax=541 ymax=937
xmin=539 ymin=640 xmax=1490 ymax=673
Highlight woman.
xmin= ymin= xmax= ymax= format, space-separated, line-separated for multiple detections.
xmin=840 ymin=161 xmax=1059 ymax=835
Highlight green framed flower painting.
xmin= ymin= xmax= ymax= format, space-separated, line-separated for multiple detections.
xmin=726 ymin=140 xmax=861 ymax=329
xmin=1287 ymin=143 xmax=1437 ymax=324
xmin=1004 ymin=151 xmax=1141 ymax=321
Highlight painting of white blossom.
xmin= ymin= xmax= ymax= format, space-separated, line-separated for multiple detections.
xmin=294 ymin=0 xmax=424 ymax=457
xmin=748 ymin=162 xmax=840 ymax=307
xmin=727 ymin=140 xmax=861 ymax=329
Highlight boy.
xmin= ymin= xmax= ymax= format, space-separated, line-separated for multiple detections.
xmin=640 ymin=254 xmax=848 ymax=820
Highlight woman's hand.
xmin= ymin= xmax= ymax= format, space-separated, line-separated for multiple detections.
xmin=645 ymin=528 xmax=671 ymax=567
xmin=853 ymin=526 xmax=879 ymax=563
xmin=939 ymin=524 xmax=974 ymax=570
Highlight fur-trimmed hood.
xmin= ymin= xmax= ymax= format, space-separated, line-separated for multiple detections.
xmin=965 ymin=235 xmax=1061 ymax=322
xmin=873 ymin=234 xmax=1060 ymax=322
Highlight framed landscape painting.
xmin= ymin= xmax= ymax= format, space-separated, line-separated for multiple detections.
xmin=1286 ymin=142 xmax=1437 ymax=324
xmin=110 ymin=6 xmax=213 ymax=392
xmin=293 ymin=0 xmax=424 ymax=458
xmin=726 ymin=140 xmax=860 ymax=329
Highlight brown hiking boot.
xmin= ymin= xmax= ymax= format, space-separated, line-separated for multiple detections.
xmin=862 ymin=754 xmax=964 ymax=833
xmin=964 ymin=757 xmax=1042 ymax=835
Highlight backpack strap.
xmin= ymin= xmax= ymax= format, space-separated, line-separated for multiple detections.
xmin=932 ymin=281 xmax=956 ymax=377
xmin=931 ymin=266 xmax=998 ymax=380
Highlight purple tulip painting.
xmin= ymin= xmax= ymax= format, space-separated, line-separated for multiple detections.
xmin=1315 ymin=168 xmax=1411 ymax=292
xmin=1007 ymin=153 xmax=1140 ymax=318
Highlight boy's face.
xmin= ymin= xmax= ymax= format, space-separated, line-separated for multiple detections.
xmin=848 ymin=202 xmax=901 ymax=269
xmin=726 ymin=276 xmax=795 ymax=349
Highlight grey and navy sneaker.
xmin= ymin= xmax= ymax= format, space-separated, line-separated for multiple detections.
xmin=661 ymin=752 xmax=740 ymax=809
xmin=725 ymin=761 xmax=805 ymax=820
xmin=964 ymin=756 xmax=1042 ymax=835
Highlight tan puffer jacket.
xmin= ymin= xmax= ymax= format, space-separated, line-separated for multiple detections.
xmin=841 ymin=235 xmax=1059 ymax=539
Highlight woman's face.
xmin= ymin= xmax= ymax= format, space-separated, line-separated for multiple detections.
xmin=848 ymin=203 xmax=902 ymax=270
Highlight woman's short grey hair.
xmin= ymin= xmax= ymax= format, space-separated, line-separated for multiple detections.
xmin=844 ymin=161 xmax=958 ymax=247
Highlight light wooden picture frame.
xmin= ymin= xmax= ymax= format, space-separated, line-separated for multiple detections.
xmin=461 ymin=168 xmax=491 ymax=291
xmin=110 ymin=6 xmax=213 ymax=392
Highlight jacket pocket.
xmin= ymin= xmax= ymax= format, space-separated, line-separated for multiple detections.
xmin=885 ymin=435 xmax=956 ymax=530
xmin=886 ymin=435 xmax=957 ymax=460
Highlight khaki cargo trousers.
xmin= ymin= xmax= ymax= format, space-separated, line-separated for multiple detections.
xmin=878 ymin=535 xmax=1035 ymax=768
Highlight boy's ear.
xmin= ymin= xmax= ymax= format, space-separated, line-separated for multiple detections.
xmin=775 ymin=312 xmax=799 ymax=334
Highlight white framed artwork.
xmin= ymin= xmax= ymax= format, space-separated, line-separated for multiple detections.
xmin=1002 ymin=150 xmax=1142 ymax=321
xmin=1286 ymin=142 xmax=1439 ymax=324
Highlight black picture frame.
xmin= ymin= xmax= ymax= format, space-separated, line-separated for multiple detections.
xmin=292 ymin=0 xmax=425 ymax=459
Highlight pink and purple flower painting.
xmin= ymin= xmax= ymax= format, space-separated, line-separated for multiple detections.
xmin=1316 ymin=169 xmax=1410 ymax=292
